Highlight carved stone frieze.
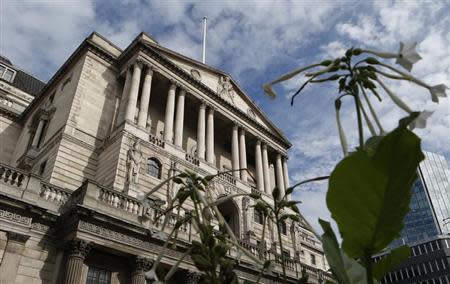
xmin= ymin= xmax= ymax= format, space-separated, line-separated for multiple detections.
xmin=31 ymin=222 xmax=52 ymax=233
xmin=0 ymin=209 xmax=32 ymax=226
xmin=77 ymin=220 xmax=185 ymax=259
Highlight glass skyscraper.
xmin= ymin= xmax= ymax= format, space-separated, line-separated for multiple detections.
xmin=390 ymin=151 xmax=450 ymax=248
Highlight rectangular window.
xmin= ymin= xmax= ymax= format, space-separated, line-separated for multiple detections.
xmin=0 ymin=64 xmax=15 ymax=82
xmin=278 ymin=221 xmax=287 ymax=235
xmin=4 ymin=69 xmax=14 ymax=81
xmin=310 ymin=253 xmax=316 ymax=265
xmin=282 ymin=249 xmax=290 ymax=259
xmin=254 ymin=208 xmax=263 ymax=224
xmin=86 ymin=266 xmax=111 ymax=284
xmin=39 ymin=160 xmax=47 ymax=176
xmin=37 ymin=120 xmax=48 ymax=148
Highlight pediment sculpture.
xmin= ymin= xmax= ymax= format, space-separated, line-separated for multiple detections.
xmin=217 ymin=76 xmax=235 ymax=104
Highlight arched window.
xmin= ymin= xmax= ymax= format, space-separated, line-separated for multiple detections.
xmin=147 ymin=158 xmax=161 ymax=179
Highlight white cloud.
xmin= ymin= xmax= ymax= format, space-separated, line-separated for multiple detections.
xmin=1 ymin=0 xmax=448 ymax=240
xmin=0 ymin=0 xmax=96 ymax=79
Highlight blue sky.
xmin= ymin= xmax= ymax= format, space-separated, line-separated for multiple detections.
xmin=1 ymin=0 xmax=449 ymax=234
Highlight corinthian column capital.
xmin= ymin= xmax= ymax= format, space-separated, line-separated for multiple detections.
xmin=67 ymin=239 xmax=92 ymax=259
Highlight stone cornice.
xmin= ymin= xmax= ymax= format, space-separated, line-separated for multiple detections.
xmin=17 ymin=33 xmax=290 ymax=151
xmin=119 ymin=41 xmax=291 ymax=150
xmin=20 ymin=37 xmax=118 ymax=122
xmin=0 ymin=107 xmax=20 ymax=121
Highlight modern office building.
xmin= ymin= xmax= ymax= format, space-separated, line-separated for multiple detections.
xmin=0 ymin=32 xmax=331 ymax=283
xmin=390 ymin=151 xmax=450 ymax=248
xmin=376 ymin=151 xmax=450 ymax=283
xmin=375 ymin=235 xmax=450 ymax=284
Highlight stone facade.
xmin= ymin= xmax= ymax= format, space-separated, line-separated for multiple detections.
xmin=0 ymin=32 xmax=331 ymax=283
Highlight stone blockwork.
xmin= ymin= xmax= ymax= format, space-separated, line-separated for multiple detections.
xmin=0 ymin=31 xmax=332 ymax=283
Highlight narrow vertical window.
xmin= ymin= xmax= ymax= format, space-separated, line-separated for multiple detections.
xmin=147 ymin=158 xmax=161 ymax=179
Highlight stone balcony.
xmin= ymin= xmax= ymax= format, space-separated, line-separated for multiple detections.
xmin=0 ymin=162 xmax=332 ymax=282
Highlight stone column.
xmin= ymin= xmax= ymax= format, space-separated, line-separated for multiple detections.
xmin=282 ymin=157 xmax=291 ymax=200
xmin=31 ymin=119 xmax=45 ymax=147
xmin=197 ymin=103 xmax=206 ymax=160
xmin=63 ymin=240 xmax=92 ymax=284
xmin=137 ymin=66 xmax=153 ymax=128
xmin=174 ymin=89 xmax=186 ymax=147
xmin=164 ymin=82 xmax=177 ymax=142
xmin=0 ymin=232 xmax=29 ymax=284
xmin=116 ymin=67 xmax=132 ymax=126
xmin=275 ymin=153 xmax=285 ymax=200
xmin=131 ymin=256 xmax=152 ymax=284
xmin=231 ymin=124 xmax=240 ymax=179
xmin=262 ymin=143 xmax=271 ymax=195
xmin=239 ymin=129 xmax=248 ymax=182
xmin=206 ymin=107 xmax=215 ymax=164
xmin=125 ymin=62 xmax=142 ymax=122
xmin=255 ymin=140 xmax=264 ymax=192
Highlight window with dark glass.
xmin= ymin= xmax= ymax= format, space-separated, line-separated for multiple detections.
xmin=282 ymin=249 xmax=290 ymax=259
xmin=310 ymin=253 xmax=316 ymax=265
xmin=254 ymin=208 xmax=263 ymax=224
xmin=86 ymin=266 xmax=111 ymax=284
xmin=279 ymin=221 xmax=287 ymax=235
xmin=0 ymin=64 xmax=15 ymax=82
xmin=147 ymin=158 xmax=161 ymax=179
xmin=38 ymin=160 xmax=47 ymax=176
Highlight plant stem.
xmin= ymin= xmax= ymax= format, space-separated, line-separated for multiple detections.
xmin=365 ymin=253 xmax=374 ymax=284
xmin=275 ymin=210 xmax=287 ymax=283
xmin=354 ymin=93 xmax=364 ymax=148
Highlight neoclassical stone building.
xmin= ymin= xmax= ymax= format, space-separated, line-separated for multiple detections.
xmin=0 ymin=32 xmax=331 ymax=283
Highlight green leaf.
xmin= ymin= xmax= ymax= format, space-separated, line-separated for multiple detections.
xmin=319 ymin=219 xmax=366 ymax=284
xmin=249 ymin=192 xmax=261 ymax=199
xmin=285 ymin=187 xmax=294 ymax=195
xmin=320 ymin=60 xmax=333 ymax=66
xmin=353 ymin=48 xmax=362 ymax=56
xmin=272 ymin=187 xmax=280 ymax=200
xmin=319 ymin=220 xmax=345 ymax=279
xmin=373 ymin=245 xmax=411 ymax=280
xmin=365 ymin=57 xmax=380 ymax=64
xmin=327 ymin=123 xmax=424 ymax=259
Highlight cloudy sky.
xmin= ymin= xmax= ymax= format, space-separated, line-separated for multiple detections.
xmin=1 ymin=0 xmax=449 ymax=235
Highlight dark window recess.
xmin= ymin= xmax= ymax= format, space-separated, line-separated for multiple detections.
xmin=49 ymin=92 xmax=55 ymax=104
xmin=38 ymin=161 xmax=47 ymax=176
xmin=254 ymin=208 xmax=263 ymax=224
xmin=147 ymin=158 xmax=161 ymax=179
xmin=37 ymin=120 xmax=48 ymax=148
xmin=282 ymin=249 xmax=290 ymax=259
xmin=86 ymin=266 xmax=111 ymax=284
xmin=278 ymin=221 xmax=287 ymax=235
xmin=310 ymin=253 xmax=316 ymax=265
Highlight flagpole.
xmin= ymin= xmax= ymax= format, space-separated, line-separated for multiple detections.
xmin=202 ymin=16 xmax=207 ymax=64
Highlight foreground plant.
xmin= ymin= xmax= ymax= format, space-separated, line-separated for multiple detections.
xmin=137 ymin=42 xmax=447 ymax=284
xmin=264 ymin=42 xmax=447 ymax=283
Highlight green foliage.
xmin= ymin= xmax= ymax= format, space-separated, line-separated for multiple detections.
xmin=320 ymin=220 xmax=368 ymax=284
xmin=373 ymin=246 xmax=410 ymax=280
xmin=327 ymin=121 xmax=423 ymax=259
xmin=191 ymin=224 xmax=239 ymax=284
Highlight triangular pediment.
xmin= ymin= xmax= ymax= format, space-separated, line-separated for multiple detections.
xmin=141 ymin=39 xmax=289 ymax=146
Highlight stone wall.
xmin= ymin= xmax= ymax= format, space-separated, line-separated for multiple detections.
xmin=0 ymin=116 xmax=22 ymax=164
